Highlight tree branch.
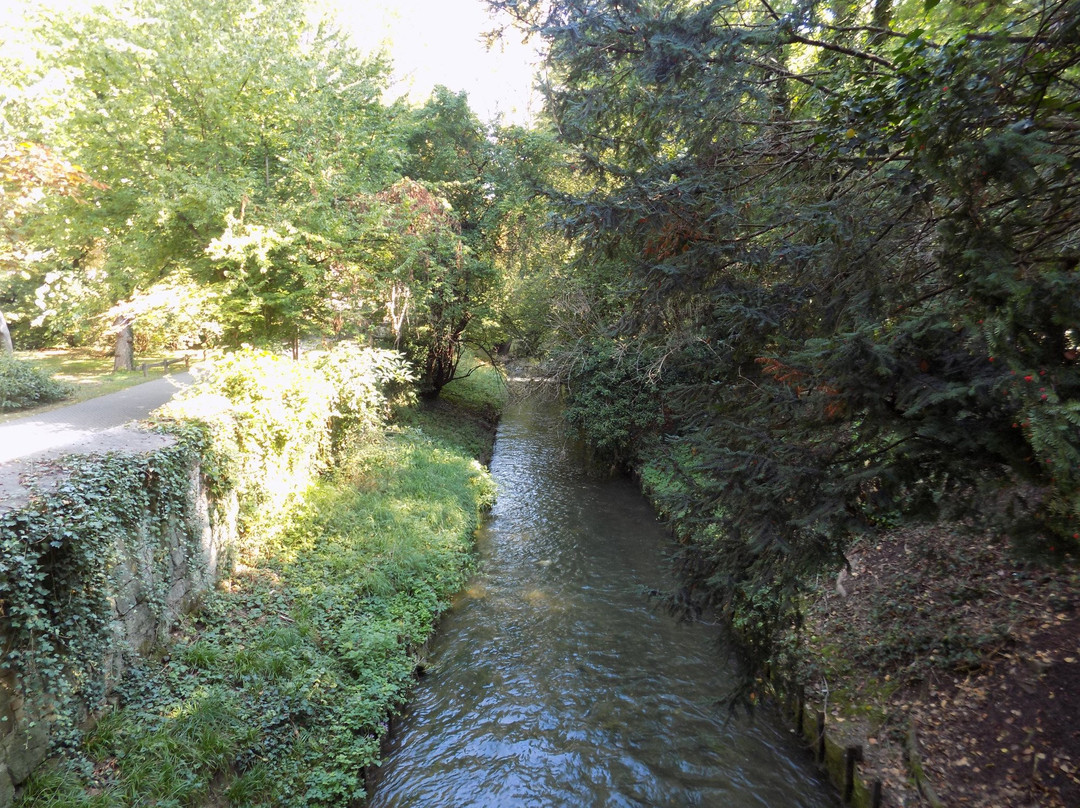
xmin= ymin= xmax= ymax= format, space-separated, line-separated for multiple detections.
xmin=784 ymin=32 xmax=895 ymax=70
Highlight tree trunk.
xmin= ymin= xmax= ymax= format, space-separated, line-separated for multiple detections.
xmin=871 ymin=0 xmax=894 ymax=45
xmin=871 ymin=0 xmax=893 ymax=30
xmin=0 ymin=309 xmax=12 ymax=356
xmin=113 ymin=315 xmax=135 ymax=371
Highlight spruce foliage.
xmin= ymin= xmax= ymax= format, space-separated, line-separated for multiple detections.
xmin=490 ymin=0 xmax=1080 ymax=687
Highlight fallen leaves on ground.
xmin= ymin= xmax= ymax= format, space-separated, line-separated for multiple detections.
xmin=799 ymin=523 xmax=1078 ymax=808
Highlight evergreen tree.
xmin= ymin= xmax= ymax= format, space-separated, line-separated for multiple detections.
xmin=489 ymin=0 xmax=1080 ymax=690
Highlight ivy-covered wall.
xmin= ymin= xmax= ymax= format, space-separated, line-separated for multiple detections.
xmin=0 ymin=442 xmax=229 ymax=803
xmin=0 ymin=346 xmax=414 ymax=803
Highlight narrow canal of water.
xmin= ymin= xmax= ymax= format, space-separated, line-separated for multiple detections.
xmin=370 ymin=393 xmax=835 ymax=807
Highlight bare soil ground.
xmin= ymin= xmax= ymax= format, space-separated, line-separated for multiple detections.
xmin=800 ymin=523 xmax=1079 ymax=807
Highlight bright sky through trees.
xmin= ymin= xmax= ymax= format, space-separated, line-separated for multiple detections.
xmin=334 ymin=0 xmax=541 ymax=124
xmin=0 ymin=0 xmax=541 ymax=124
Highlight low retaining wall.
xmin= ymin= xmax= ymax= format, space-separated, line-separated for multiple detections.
xmin=0 ymin=448 xmax=239 ymax=806
xmin=785 ymin=687 xmax=883 ymax=807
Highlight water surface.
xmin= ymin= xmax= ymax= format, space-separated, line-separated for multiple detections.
xmin=371 ymin=393 xmax=834 ymax=807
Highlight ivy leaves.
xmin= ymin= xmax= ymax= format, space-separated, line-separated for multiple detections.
xmin=0 ymin=444 xmax=197 ymax=744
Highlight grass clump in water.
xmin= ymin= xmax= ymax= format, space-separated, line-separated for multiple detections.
xmin=16 ymin=368 xmax=501 ymax=808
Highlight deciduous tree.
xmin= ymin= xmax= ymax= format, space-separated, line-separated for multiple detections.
xmin=0 ymin=140 xmax=103 ymax=353
xmin=7 ymin=0 xmax=395 ymax=350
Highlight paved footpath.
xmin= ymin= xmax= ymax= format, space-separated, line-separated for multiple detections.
xmin=0 ymin=372 xmax=193 ymax=507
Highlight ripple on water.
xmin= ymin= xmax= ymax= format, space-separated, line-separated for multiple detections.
xmin=370 ymin=398 xmax=834 ymax=808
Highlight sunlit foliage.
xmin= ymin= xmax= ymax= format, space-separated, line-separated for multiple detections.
xmin=4 ymin=0 xmax=396 ymax=348
xmin=490 ymin=0 xmax=1080 ymax=691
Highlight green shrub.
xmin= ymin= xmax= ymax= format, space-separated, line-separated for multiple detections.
xmin=0 ymin=356 xmax=73 ymax=411
xmin=314 ymin=343 xmax=417 ymax=451
xmin=563 ymin=338 xmax=665 ymax=467
xmin=15 ymin=364 xmax=499 ymax=807
xmin=159 ymin=343 xmax=416 ymax=559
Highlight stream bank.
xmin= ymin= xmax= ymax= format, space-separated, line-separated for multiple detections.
xmin=635 ymin=444 xmax=1080 ymax=807
xmin=370 ymin=387 xmax=835 ymax=808
xmin=12 ymin=360 xmax=505 ymax=807
xmin=797 ymin=521 xmax=1080 ymax=808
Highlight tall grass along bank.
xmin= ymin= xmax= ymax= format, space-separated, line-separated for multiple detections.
xmin=13 ymin=353 xmax=504 ymax=807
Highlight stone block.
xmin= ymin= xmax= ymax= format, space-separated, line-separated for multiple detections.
xmin=111 ymin=583 xmax=138 ymax=618
xmin=167 ymin=577 xmax=190 ymax=618
xmin=5 ymin=717 xmax=47 ymax=784
xmin=123 ymin=603 xmax=157 ymax=655
xmin=0 ymin=763 xmax=14 ymax=808
xmin=133 ymin=528 xmax=155 ymax=580
xmin=110 ymin=557 xmax=136 ymax=592
xmin=170 ymin=537 xmax=189 ymax=575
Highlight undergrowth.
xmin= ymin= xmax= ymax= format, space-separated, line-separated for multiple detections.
xmin=392 ymin=357 xmax=507 ymax=462
xmin=14 ymin=360 xmax=503 ymax=807
xmin=0 ymin=355 xmax=73 ymax=411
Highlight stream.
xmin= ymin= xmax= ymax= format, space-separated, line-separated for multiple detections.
xmin=369 ymin=392 xmax=835 ymax=807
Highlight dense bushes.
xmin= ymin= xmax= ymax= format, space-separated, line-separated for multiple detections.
xmin=497 ymin=0 xmax=1080 ymax=693
xmin=158 ymin=345 xmax=414 ymax=558
xmin=562 ymin=337 xmax=665 ymax=467
xmin=0 ymin=356 xmax=72 ymax=411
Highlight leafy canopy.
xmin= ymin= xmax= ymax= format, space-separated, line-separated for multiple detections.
xmin=489 ymin=0 xmax=1080 ymax=689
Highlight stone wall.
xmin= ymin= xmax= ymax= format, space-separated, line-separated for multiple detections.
xmin=0 ymin=453 xmax=239 ymax=805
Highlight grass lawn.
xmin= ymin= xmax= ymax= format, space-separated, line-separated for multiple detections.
xmin=1 ymin=348 xmax=202 ymax=422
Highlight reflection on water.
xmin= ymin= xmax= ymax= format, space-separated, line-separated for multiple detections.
xmin=369 ymin=393 xmax=834 ymax=808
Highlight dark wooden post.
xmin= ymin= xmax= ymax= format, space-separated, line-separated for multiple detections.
xmin=870 ymin=779 xmax=883 ymax=808
xmin=844 ymin=744 xmax=864 ymax=802
xmin=816 ymin=711 xmax=826 ymax=762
